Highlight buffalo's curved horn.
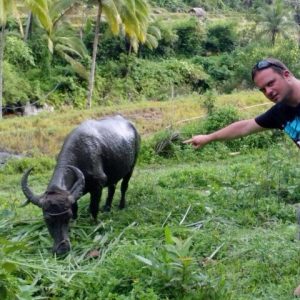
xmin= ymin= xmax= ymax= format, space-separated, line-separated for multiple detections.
xmin=21 ymin=168 xmax=42 ymax=207
xmin=67 ymin=165 xmax=85 ymax=203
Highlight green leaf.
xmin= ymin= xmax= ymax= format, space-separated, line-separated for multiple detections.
xmin=1 ymin=261 xmax=17 ymax=273
xmin=134 ymin=254 xmax=153 ymax=266
xmin=164 ymin=226 xmax=173 ymax=245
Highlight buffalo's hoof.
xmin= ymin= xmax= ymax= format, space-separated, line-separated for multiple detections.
xmin=102 ymin=205 xmax=111 ymax=212
xmin=53 ymin=241 xmax=71 ymax=256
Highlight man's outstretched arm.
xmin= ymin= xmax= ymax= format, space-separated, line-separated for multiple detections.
xmin=183 ymin=119 xmax=265 ymax=148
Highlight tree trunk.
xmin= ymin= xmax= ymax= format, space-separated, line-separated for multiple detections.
xmin=24 ymin=12 xmax=32 ymax=42
xmin=86 ymin=1 xmax=102 ymax=109
xmin=271 ymin=31 xmax=276 ymax=46
xmin=80 ymin=4 xmax=88 ymax=41
xmin=0 ymin=25 xmax=5 ymax=119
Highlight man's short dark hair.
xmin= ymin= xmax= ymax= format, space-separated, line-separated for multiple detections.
xmin=251 ymin=58 xmax=291 ymax=81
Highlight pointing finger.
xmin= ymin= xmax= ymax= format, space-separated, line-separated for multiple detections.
xmin=183 ymin=139 xmax=193 ymax=144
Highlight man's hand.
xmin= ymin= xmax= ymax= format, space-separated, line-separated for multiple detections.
xmin=183 ymin=135 xmax=211 ymax=148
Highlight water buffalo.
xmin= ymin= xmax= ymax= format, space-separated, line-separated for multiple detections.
xmin=21 ymin=115 xmax=140 ymax=255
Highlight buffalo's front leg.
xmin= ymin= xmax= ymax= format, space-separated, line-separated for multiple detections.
xmin=72 ymin=202 xmax=78 ymax=219
xmin=89 ymin=187 xmax=103 ymax=220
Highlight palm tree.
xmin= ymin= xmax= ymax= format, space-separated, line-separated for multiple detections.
xmin=24 ymin=0 xmax=53 ymax=38
xmin=0 ymin=24 xmax=5 ymax=119
xmin=47 ymin=0 xmax=88 ymax=79
xmin=24 ymin=0 xmax=87 ymax=77
xmin=0 ymin=0 xmax=51 ymax=119
xmin=0 ymin=0 xmax=17 ymax=119
xmin=257 ymin=0 xmax=295 ymax=46
xmin=86 ymin=0 xmax=151 ymax=108
xmin=87 ymin=0 xmax=119 ymax=108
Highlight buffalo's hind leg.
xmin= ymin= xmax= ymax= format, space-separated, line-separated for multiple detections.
xmin=119 ymin=170 xmax=133 ymax=209
xmin=103 ymin=184 xmax=116 ymax=212
xmin=89 ymin=187 xmax=103 ymax=220
xmin=72 ymin=202 xmax=78 ymax=219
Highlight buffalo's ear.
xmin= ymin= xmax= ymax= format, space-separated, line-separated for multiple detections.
xmin=66 ymin=166 xmax=85 ymax=203
xmin=67 ymin=194 xmax=76 ymax=205
xmin=19 ymin=199 xmax=30 ymax=207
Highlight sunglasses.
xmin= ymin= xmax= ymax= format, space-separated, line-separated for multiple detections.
xmin=252 ymin=60 xmax=285 ymax=80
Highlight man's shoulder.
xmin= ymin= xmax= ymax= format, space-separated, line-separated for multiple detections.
xmin=255 ymin=103 xmax=284 ymax=129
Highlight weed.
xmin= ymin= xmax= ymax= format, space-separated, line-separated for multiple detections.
xmin=135 ymin=226 xmax=210 ymax=298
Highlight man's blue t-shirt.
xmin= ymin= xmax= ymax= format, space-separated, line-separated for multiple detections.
xmin=255 ymin=102 xmax=300 ymax=148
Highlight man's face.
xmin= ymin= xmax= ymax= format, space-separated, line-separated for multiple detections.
xmin=254 ymin=68 xmax=292 ymax=104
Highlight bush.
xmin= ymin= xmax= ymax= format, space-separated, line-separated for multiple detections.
xmin=3 ymin=62 xmax=33 ymax=105
xmin=202 ymin=106 xmax=285 ymax=151
xmin=140 ymin=21 xmax=179 ymax=58
xmin=4 ymin=36 xmax=35 ymax=69
xmin=2 ymin=157 xmax=55 ymax=175
xmin=192 ymin=54 xmax=235 ymax=92
xmin=201 ymin=89 xmax=217 ymax=114
xmin=203 ymin=21 xmax=237 ymax=54
xmin=203 ymin=106 xmax=239 ymax=133
xmin=173 ymin=17 xmax=205 ymax=56
xmin=150 ymin=0 xmax=187 ymax=11
xmin=98 ymin=57 xmax=211 ymax=101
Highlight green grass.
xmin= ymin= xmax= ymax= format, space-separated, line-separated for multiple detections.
xmin=0 ymin=94 xmax=299 ymax=299
xmin=0 ymin=91 xmax=267 ymax=155
xmin=0 ymin=138 xmax=299 ymax=299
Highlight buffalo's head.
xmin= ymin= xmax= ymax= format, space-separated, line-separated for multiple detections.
xmin=21 ymin=166 xmax=85 ymax=255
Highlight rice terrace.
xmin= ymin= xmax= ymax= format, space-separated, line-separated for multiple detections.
xmin=2 ymin=0 xmax=300 ymax=299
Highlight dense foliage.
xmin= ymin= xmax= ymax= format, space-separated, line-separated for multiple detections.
xmin=2 ymin=0 xmax=300 ymax=298
xmin=2 ymin=0 xmax=300 ymax=110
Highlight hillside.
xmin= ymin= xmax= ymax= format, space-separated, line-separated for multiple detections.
xmin=0 ymin=91 xmax=268 ymax=155
xmin=0 ymin=100 xmax=299 ymax=299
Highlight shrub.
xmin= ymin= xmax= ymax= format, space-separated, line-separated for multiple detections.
xmin=4 ymin=36 xmax=35 ymax=69
xmin=135 ymin=227 xmax=210 ymax=297
xmin=99 ymin=57 xmax=211 ymax=101
xmin=202 ymin=106 xmax=285 ymax=151
xmin=3 ymin=62 xmax=32 ymax=105
xmin=150 ymin=0 xmax=187 ymax=11
xmin=201 ymin=89 xmax=217 ymax=114
xmin=192 ymin=54 xmax=235 ymax=92
xmin=140 ymin=21 xmax=179 ymax=58
xmin=203 ymin=106 xmax=239 ymax=133
xmin=203 ymin=21 xmax=237 ymax=54
xmin=2 ymin=157 xmax=55 ymax=175
xmin=173 ymin=17 xmax=205 ymax=56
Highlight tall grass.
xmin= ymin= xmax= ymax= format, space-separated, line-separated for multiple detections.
xmin=0 ymin=91 xmax=266 ymax=155
xmin=1 ymin=93 xmax=298 ymax=299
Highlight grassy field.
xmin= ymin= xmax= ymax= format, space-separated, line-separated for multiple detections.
xmin=0 ymin=91 xmax=268 ymax=155
xmin=1 ymin=92 xmax=299 ymax=299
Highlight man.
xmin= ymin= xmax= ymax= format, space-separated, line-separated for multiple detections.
xmin=185 ymin=58 xmax=300 ymax=296
xmin=184 ymin=58 xmax=300 ymax=149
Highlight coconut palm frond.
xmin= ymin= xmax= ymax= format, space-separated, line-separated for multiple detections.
xmin=102 ymin=0 xmax=120 ymax=35
xmin=56 ymin=50 xmax=88 ymax=80
xmin=147 ymin=24 xmax=161 ymax=40
xmin=120 ymin=3 xmax=140 ymax=40
xmin=24 ymin=0 xmax=53 ymax=34
xmin=54 ymin=35 xmax=87 ymax=57
xmin=0 ymin=0 xmax=13 ymax=25
xmin=51 ymin=0 xmax=81 ymax=28
xmin=144 ymin=33 xmax=159 ymax=49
